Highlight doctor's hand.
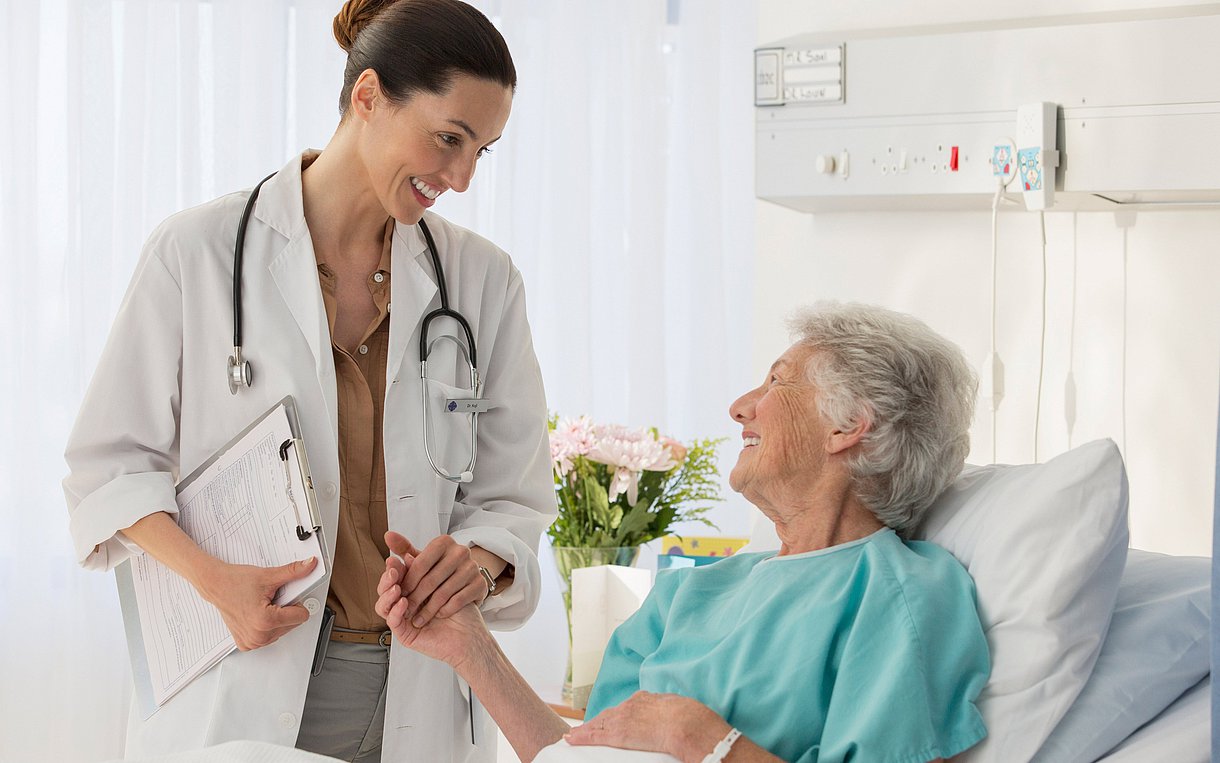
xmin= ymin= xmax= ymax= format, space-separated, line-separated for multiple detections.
xmin=198 ymin=558 xmax=316 ymax=651
xmin=386 ymin=531 xmax=495 ymax=628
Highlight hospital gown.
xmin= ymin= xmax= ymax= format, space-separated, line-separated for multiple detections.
xmin=585 ymin=528 xmax=989 ymax=763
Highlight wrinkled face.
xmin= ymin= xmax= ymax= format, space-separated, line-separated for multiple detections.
xmin=358 ymin=73 xmax=512 ymax=224
xmin=728 ymin=343 xmax=829 ymax=502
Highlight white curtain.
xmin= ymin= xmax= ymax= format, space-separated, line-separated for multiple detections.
xmin=0 ymin=0 xmax=756 ymax=760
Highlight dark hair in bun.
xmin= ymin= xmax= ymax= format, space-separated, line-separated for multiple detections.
xmin=332 ymin=0 xmax=516 ymax=116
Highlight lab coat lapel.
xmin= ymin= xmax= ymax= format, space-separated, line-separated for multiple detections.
xmin=388 ymin=220 xmax=440 ymax=385
xmin=255 ymin=157 xmax=339 ymax=436
xmin=268 ymin=233 xmax=329 ymax=381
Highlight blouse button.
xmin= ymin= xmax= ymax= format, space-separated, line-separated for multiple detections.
xmin=358 ymin=344 xmax=369 ymax=355
xmin=373 ymin=272 xmax=385 ymax=283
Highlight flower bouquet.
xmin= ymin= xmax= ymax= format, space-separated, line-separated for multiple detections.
xmin=547 ymin=415 xmax=724 ymax=705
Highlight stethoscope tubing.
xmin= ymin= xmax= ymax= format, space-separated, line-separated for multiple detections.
xmin=417 ymin=216 xmax=477 ymax=369
xmin=229 ymin=171 xmax=482 ymax=483
xmin=233 ymin=172 xmax=277 ymax=350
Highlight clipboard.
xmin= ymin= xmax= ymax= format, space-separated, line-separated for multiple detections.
xmin=116 ymin=396 xmax=330 ymax=718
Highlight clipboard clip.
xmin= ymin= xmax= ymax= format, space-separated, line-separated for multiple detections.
xmin=280 ymin=438 xmax=322 ymax=541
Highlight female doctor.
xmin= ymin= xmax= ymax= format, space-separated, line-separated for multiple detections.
xmin=62 ymin=1 xmax=554 ymax=761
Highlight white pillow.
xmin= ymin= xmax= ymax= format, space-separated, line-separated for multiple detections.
xmin=1032 ymin=550 xmax=1211 ymax=763
xmin=915 ymin=439 xmax=1129 ymax=763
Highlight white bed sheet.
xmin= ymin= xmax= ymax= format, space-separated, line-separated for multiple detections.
xmin=109 ymin=677 xmax=1211 ymax=763
xmin=531 ymin=675 xmax=1214 ymax=763
xmin=116 ymin=740 xmax=337 ymax=763
xmin=1094 ymin=676 xmax=1210 ymax=762
xmin=532 ymin=740 xmax=678 ymax=762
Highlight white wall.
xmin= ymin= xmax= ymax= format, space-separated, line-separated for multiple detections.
xmin=499 ymin=3 xmax=1220 ymax=722
xmin=755 ymin=0 xmax=1220 ymax=556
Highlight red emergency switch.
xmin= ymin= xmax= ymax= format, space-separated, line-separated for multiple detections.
xmin=950 ymin=146 xmax=960 ymax=172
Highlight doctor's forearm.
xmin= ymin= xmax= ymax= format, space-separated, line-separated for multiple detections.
xmin=122 ymin=511 xmax=314 ymax=650
xmin=459 ymin=630 xmax=569 ymax=762
xmin=120 ymin=511 xmax=223 ymax=591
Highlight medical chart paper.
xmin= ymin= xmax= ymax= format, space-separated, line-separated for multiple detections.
xmin=116 ymin=397 xmax=328 ymax=718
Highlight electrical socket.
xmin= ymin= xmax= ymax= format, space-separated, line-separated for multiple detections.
xmin=991 ymin=139 xmax=1017 ymax=186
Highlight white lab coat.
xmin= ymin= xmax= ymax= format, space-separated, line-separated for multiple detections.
xmin=64 ymin=153 xmax=556 ymax=761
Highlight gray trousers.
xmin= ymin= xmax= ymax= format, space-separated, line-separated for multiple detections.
xmin=295 ymin=638 xmax=390 ymax=763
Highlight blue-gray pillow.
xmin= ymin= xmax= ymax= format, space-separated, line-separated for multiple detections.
xmin=1033 ymin=550 xmax=1211 ymax=763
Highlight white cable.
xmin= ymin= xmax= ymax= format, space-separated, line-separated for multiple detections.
xmin=988 ymin=179 xmax=1004 ymax=463
xmin=1034 ymin=211 xmax=1047 ymax=463
xmin=991 ymin=183 xmax=1002 ymax=364
xmin=1121 ymin=227 xmax=1129 ymax=455
xmin=1065 ymin=215 xmax=1078 ymax=449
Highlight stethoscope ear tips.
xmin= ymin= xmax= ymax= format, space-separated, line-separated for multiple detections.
xmin=458 ymin=471 xmax=474 ymax=483
xmin=228 ymin=348 xmax=253 ymax=395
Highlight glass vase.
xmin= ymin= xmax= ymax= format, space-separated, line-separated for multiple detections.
xmin=550 ymin=545 xmax=642 ymax=709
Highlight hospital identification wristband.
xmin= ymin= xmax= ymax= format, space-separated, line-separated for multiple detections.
xmin=700 ymin=727 xmax=741 ymax=763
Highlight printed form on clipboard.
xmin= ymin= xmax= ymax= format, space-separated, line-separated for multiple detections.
xmin=115 ymin=396 xmax=330 ymax=718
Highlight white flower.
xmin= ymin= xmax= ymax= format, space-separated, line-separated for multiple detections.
xmin=587 ymin=425 xmax=678 ymax=505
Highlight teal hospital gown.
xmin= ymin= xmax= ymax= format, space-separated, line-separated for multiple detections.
xmin=585 ymin=528 xmax=990 ymax=763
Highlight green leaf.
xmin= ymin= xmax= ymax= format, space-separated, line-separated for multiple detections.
xmin=612 ymin=499 xmax=657 ymax=546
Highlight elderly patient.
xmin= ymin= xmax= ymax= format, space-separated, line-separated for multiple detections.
xmin=376 ymin=302 xmax=990 ymax=763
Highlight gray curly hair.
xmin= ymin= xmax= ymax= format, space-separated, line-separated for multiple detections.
xmin=787 ymin=302 xmax=978 ymax=534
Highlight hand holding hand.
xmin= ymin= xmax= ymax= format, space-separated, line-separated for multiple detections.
xmin=393 ymin=532 xmax=491 ymax=628
xmin=566 ymin=691 xmax=731 ymax=762
xmin=376 ymin=531 xmax=489 ymax=670
xmin=198 ymin=557 xmax=316 ymax=651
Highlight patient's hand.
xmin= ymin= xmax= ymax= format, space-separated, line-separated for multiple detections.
xmin=375 ymin=534 xmax=489 ymax=671
xmin=566 ymin=691 xmax=733 ymax=762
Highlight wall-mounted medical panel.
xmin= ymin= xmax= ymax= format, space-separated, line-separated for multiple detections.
xmin=755 ymin=9 xmax=1220 ymax=211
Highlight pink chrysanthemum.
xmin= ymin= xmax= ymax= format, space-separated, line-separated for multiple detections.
xmin=549 ymin=416 xmax=596 ymax=477
xmin=587 ymin=425 xmax=678 ymax=505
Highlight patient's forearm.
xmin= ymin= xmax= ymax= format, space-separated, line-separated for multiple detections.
xmin=461 ymin=631 xmax=570 ymax=762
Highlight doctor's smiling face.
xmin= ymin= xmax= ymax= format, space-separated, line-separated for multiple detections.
xmin=728 ymin=344 xmax=831 ymax=507
xmin=351 ymin=70 xmax=512 ymax=225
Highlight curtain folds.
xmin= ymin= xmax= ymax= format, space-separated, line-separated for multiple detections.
xmin=0 ymin=1 xmax=755 ymax=759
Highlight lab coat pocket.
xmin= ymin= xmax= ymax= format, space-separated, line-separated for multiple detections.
xmin=423 ymin=379 xmax=477 ymax=484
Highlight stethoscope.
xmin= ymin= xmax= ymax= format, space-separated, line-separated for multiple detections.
xmin=227 ymin=172 xmax=487 ymax=483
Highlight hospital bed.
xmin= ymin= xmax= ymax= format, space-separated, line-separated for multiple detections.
xmin=538 ymin=438 xmax=1213 ymax=763
xmin=117 ymin=440 xmax=1210 ymax=763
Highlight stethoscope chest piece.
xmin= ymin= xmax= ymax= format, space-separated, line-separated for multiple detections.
xmin=228 ymin=346 xmax=252 ymax=395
